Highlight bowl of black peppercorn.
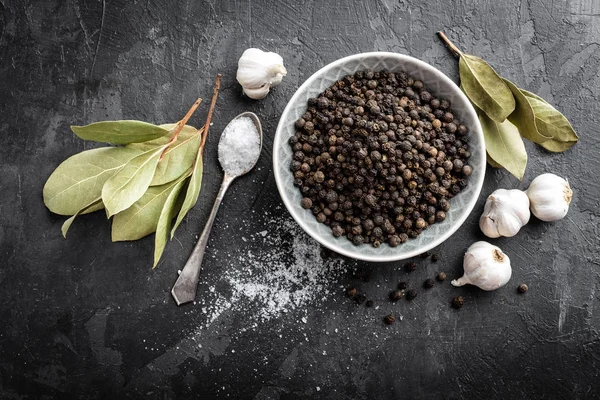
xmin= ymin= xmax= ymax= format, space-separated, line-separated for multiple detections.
xmin=273 ymin=52 xmax=485 ymax=262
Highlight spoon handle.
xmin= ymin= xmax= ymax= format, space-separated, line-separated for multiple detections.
xmin=171 ymin=174 xmax=235 ymax=306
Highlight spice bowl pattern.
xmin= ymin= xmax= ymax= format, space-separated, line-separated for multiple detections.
xmin=273 ymin=52 xmax=485 ymax=262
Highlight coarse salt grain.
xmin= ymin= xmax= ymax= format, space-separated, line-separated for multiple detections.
xmin=218 ymin=116 xmax=260 ymax=176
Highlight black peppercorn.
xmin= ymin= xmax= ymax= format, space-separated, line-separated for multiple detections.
xmin=390 ymin=290 xmax=404 ymax=301
xmin=518 ymin=284 xmax=529 ymax=294
xmin=354 ymin=293 xmax=367 ymax=304
xmin=405 ymin=262 xmax=417 ymax=272
xmin=452 ymin=296 xmax=464 ymax=309
xmin=431 ymin=253 xmax=439 ymax=262
xmin=300 ymin=198 xmax=312 ymax=209
xmin=406 ymin=289 xmax=417 ymax=300
xmin=398 ymin=281 xmax=408 ymax=290
xmin=436 ymin=272 xmax=446 ymax=281
xmin=346 ymin=287 xmax=357 ymax=297
xmin=423 ymin=279 xmax=435 ymax=289
xmin=384 ymin=314 xmax=396 ymax=325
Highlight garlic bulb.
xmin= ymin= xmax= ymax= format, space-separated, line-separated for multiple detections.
xmin=479 ymin=189 xmax=530 ymax=238
xmin=452 ymin=241 xmax=512 ymax=291
xmin=236 ymin=48 xmax=287 ymax=99
xmin=526 ymin=173 xmax=573 ymax=221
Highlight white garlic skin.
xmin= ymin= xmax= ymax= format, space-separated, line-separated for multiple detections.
xmin=479 ymin=189 xmax=530 ymax=238
xmin=452 ymin=241 xmax=512 ymax=291
xmin=526 ymin=173 xmax=573 ymax=221
xmin=236 ymin=48 xmax=287 ymax=99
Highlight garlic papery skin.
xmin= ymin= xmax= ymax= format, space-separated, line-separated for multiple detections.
xmin=452 ymin=241 xmax=512 ymax=291
xmin=526 ymin=173 xmax=573 ymax=222
xmin=236 ymin=48 xmax=287 ymax=99
xmin=479 ymin=189 xmax=530 ymax=238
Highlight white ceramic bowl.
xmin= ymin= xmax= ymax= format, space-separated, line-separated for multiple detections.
xmin=273 ymin=52 xmax=485 ymax=262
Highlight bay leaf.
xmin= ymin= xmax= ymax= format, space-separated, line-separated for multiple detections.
xmin=520 ymin=90 xmax=578 ymax=152
xmin=126 ymin=124 xmax=194 ymax=150
xmin=102 ymin=146 xmax=166 ymax=217
xmin=486 ymin=152 xmax=503 ymax=168
xmin=478 ymin=111 xmax=527 ymax=180
xmin=503 ymin=79 xmax=552 ymax=144
xmin=459 ymin=54 xmax=515 ymax=122
xmin=61 ymin=197 xmax=103 ymax=237
xmin=153 ymin=178 xmax=186 ymax=268
xmin=171 ymin=154 xmax=204 ymax=237
xmin=128 ymin=124 xmax=202 ymax=186
xmin=111 ymin=173 xmax=189 ymax=242
xmin=71 ymin=120 xmax=170 ymax=144
xmin=43 ymin=147 xmax=141 ymax=215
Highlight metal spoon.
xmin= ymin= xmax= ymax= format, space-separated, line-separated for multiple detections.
xmin=171 ymin=112 xmax=263 ymax=306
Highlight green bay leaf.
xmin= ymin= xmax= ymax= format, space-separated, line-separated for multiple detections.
xmin=478 ymin=111 xmax=527 ymax=180
xmin=503 ymin=79 xmax=552 ymax=144
xmin=153 ymin=178 xmax=187 ymax=268
xmin=61 ymin=197 xmax=103 ymax=237
xmin=128 ymin=124 xmax=201 ymax=186
xmin=486 ymin=152 xmax=503 ymax=168
xmin=102 ymin=146 xmax=166 ymax=217
xmin=43 ymin=147 xmax=141 ymax=215
xmin=71 ymin=121 xmax=170 ymax=145
xmin=111 ymin=173 xmax=189 ymax=242
xmin=520 ymin=90 xmax=578 ymax=152
xmin=459 ymin=54 xmax=515 ymax=122
xmin=171 ymin=154 xmax=204 ymax=238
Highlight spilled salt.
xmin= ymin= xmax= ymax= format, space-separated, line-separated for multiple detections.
xmin=218 ymin=116 xmax=261 ymax=176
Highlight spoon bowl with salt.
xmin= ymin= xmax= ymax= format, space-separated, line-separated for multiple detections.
xmin=171 ymin=112 xmax=262 ymax=306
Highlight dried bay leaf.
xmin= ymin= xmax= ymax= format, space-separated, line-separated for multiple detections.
xmin=128 ymin=124 xmax=203 ymax=186
xmin=171 ymin=154 xmax=203 ymax=237
xmin=61 ymin=197 xmax=103 ymax=237
xmin=520 ymin=90 xmax=578 ymax=152
xmin=153 ymin=179 xmax=187 ymax=268
xmin=43 ymin=147 xmax=141 ymax=215
xmin=486 ymin=152 xmax=503 ymax=168
xmin=503 ymin=79 xmax=552 ymax=144
xmin=111 ymin=173 xmax=189 ymax=242
xmin=478 ymin=111 xmax=527 ymax=180
xmin=459 ymin=54 xmax=515 ymax=122
xmin=102 ymin=146 xmax=166 ymax=217
xmin=71 ymin=121 xmax=170 ymax=145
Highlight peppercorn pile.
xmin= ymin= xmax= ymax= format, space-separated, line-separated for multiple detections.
xmin=289 ymin=70 xmax=473 ymax=247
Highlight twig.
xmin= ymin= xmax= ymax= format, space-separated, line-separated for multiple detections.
xmin=200 ymin=74 xmax=222 ymax=149
xmin=437 ymin=31 xmax=464 ymax=58
xmin=161 ymin=98 xmax=202 ymax=160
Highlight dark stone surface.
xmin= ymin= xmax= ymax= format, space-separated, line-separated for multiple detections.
xmin=1 ymin=0 xmax=599 ymax=398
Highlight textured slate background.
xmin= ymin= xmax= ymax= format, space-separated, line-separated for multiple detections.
xmin=1 ymin=0 xmax=599 ymax=398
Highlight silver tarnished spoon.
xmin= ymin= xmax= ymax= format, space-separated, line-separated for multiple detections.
xmin=171 ymin=112 xmax=263 ymax=306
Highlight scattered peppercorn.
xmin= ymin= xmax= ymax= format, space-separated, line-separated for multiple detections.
xmin=518 ymin=284 xmax=529 ymax=294
xmin=423 ymin=279 xmax=435 ymax=289
xmin=436 ymin=272 xmax=447 ymax=281
xmin=431 ymin=253 xmax=439 ymax=262
xmin=346 ymin=287 xmax=357 ymax=297
xmin=354 ymin=293 xmax=367 ymax=304
xmin=406 ymin=289 xmax=418 ymax=300
xmin=384 ymin=314 xmax=396 ymax=325
xmin=452 ymin=296 xmax=464 ymax=309
xmin=398 ymin=281 xmax=408 ymax=290
xmin=365 ymin=300 xmax=374 ymax=307
xmin=290 ymin=69 xmax=472 ymax=248
xmin=405 ymin=262 xmax=417 ymax=272
xmin=390 ymin=290 xmax=405 ymax=301
xmin=419 ymin=252 xmax=430 ymax=259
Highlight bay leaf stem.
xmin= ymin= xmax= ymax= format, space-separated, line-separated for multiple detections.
xmin=437 ymin=31 xmax=464 ymax=58
xmin=161 ymin=97 xmax=203 ymax=160
xmin=200 ymin=74 xmax=223 ymax=150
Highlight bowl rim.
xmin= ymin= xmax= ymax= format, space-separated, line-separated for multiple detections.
xmin=273 ymin=51 xmax=485 ymax=262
